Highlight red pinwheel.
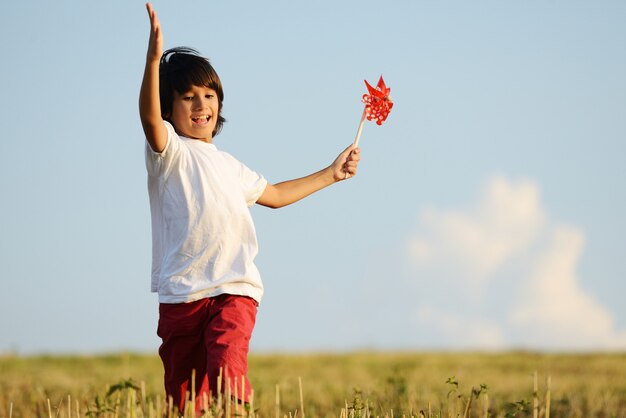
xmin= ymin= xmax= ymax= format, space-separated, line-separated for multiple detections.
xmin=363 ymin=76 xmax=393 ymax=126
xmin=354 ymin=75 xmax=393 ymax=147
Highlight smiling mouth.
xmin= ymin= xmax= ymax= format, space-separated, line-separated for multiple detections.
xmin=191 ymin=115 xmax=211 ymax=126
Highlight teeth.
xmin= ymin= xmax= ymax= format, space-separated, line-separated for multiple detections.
xmin=192 ymin=116 xmax=210 ymax=121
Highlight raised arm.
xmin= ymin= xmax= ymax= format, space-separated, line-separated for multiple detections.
xmin=256 ymin=144 xmax=361 ymax=209
xmin=139 ymin=3 xmax=167 ymax=153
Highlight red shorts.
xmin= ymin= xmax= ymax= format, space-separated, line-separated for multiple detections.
xmin=157 ymin=293 xmax=257 ymax=413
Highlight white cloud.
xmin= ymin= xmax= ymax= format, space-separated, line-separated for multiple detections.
xmin=510 ymin=226 xmax=626 ymax=350
xmin=407 ymin=175 xmax=626 ymax=350
xmin=409 ymin=175 xmax=545 ymax=284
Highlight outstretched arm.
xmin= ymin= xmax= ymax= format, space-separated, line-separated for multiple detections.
xmin=256 ymin=145 xmax=361 ymax=209
xmin=139 ymin=3 xmax=167 ymax=153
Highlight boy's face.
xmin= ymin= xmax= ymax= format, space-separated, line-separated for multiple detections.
xmin=169 ymin=85 xmax=219 ymax=142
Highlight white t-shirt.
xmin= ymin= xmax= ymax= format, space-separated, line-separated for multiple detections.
xmin=145 ymin=121 xmax=268 ymax=304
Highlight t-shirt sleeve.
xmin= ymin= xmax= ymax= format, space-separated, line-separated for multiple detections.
xmin=238 ymin=161 xmax=268 ymax=207
xmin=144 ymin=121 xmax=181 ymax=178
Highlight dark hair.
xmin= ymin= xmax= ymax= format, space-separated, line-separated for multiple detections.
xmin=159 ymin=47 xmax=226 ymax=137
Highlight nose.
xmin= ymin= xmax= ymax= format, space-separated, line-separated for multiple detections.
xmin=193 ymin=96 xmax=208 ymax=110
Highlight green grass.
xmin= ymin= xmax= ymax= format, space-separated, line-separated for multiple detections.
xmin=1 ymin=351 xmax=625 ymax=417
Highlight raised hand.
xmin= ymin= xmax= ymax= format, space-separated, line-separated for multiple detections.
xmin=146 ymin=3 xmax=163 ymax=63
xmin=140 ymin=2 xmax=167 ymax=152
xmin=331 ymin=145 xmax=361 ymax=181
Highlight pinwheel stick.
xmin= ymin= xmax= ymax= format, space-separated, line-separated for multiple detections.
xmin=353 ymin=108 xmax=367 ymax=148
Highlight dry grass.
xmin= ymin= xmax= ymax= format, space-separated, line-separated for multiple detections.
xmin=1 ymin=351 xmax=625 ymax=417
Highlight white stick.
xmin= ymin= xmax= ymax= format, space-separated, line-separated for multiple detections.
xmin=299 ymin=377 xmax=305 ymax=418
xmin=353 ymin=108 xmax=367 ymax=147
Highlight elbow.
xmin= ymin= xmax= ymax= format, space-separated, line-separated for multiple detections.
xmin=258 ymin=199 xmax=287 ymax=209
xmin=256 ymin=199 xmax=280 ymax=209
xmin=266 ymin=201 xmax=284 ymax=209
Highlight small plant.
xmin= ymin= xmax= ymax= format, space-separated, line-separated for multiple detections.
xmin=473 ymin=383 xmax=488 ymax=398
xmin=85 ymin=394 xmax=115 ymax=417
xmin=105 ymin=378 xmax=140 ymax=397
xmin=346 ymin=388 xmax=368 ymax=418
xmin=505 ymin=399 xmax=530 ymax=418
xmin=445 ymin=376 xmax=459 ymax=398
xmin=86 ymin=379 xmax=139 ymax=418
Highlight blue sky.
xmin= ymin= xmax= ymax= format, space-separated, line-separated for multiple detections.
xmin=1 ymin=0 xmax=625 ymax=354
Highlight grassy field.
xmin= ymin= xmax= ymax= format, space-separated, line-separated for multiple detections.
xmin=1 ymin=351 xmax=625 ymax=417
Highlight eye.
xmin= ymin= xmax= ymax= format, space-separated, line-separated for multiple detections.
xmin=205 ymin=94 xmax=214 ymax=99
xmin=183 ymin=96 xmax=193 ymax=101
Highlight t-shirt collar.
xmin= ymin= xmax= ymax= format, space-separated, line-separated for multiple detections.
xmin=180 ymin=135 xmax=217 ymax=150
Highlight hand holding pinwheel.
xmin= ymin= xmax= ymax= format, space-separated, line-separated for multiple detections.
xmin=353 ymin=76 xmax=394 ymax=147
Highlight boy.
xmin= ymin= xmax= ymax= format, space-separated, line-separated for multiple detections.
xmin=139 ymin=3 xmax=360 ymax=412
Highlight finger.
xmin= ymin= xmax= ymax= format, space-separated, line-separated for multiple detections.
xmin=347 ymin=153 xmax=361 ymax=162
xmin=147 ymin=3 xmax=160 ymax=29
xmin=342 ymin=143 xmax=356 ymax=156
xmin=344 ymin=156 xmax=360 ymax=167
xmin=346 ymin=146 xmax=360 ymax=161
xmin=343 ymin=168 xmax=356 ymax=179
xmin=343 ymin=165 xmax=358 ymax=175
